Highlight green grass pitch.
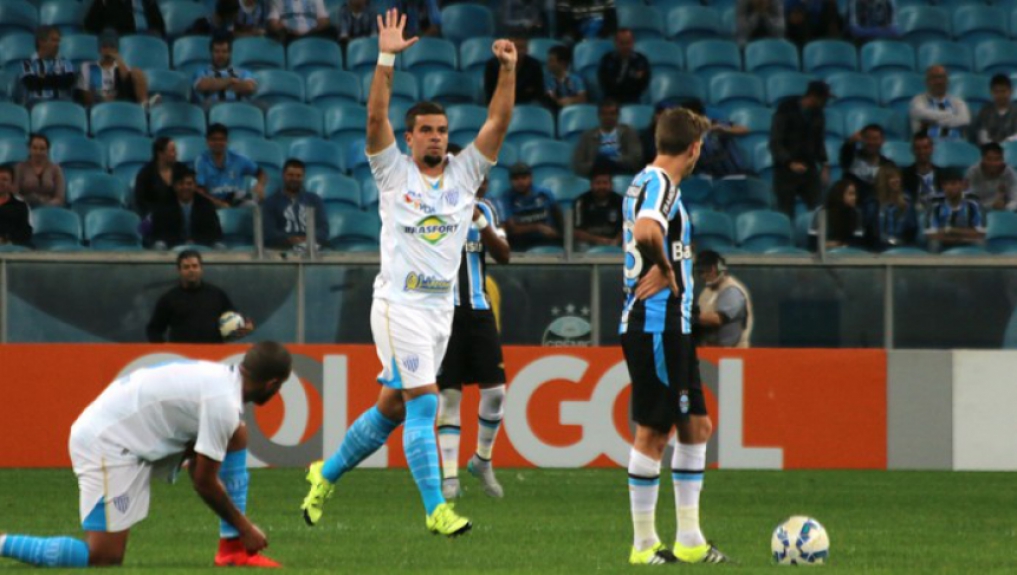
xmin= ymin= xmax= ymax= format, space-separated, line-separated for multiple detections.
xmin=1 ymin=468 xmax=1016 ymax=573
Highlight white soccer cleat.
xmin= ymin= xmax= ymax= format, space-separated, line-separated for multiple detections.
xmin=467 ymin=455 xmax=504 ymax=498
xmin=442 ymin=477 xmax=462 ymax=499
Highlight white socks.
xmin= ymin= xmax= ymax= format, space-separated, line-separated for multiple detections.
xmin=437 ymin=389 xmax=462 ymax=479
xmin=476 ymin=385 xmax=505 ymax=461
xmin=628 ymin=448 xmax=662 ymax=552
xmin=672 ymin=442 xmax=707 ymax=548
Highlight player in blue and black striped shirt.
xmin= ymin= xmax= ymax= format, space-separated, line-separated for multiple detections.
xmin=619 ymin=108 xmax=732 ymax=566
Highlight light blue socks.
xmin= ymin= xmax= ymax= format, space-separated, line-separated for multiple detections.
xmin=322 ymin=407 xmax=399 ymax=483
xmin=403 ymin=394 xmax=444 ymax=514
xmin=1 ymin=535 xmax=89 ymax=567
xmin=218 ymin=449 xmax=249 ymax=538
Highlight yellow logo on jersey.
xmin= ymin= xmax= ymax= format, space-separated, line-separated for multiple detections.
xmin=405 ymin=216 xmax=459 ymax=245
xmin=404 ymin=272 xmax=452 ymax=293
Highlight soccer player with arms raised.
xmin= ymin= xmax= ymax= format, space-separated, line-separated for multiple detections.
xmin=619 ymin=108 xmax=732 ymax=565
xmin=301 ymin=8 xmax=515 ymax=536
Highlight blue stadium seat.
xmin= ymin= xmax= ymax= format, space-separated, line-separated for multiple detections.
xmin=325 ymin=104 xmax=367 ymax=152
xmin=572 ymin=39 xmax=615 ymax=77
xmin=150 ymin=103 xmax=206 ymax=137
xmin=845 ymin=107 xmax=903 ymax=139
xmin=1004 ymin=140 xmax=1017 ymax=165
xmin=51 ymin=135 xmax=105 ymax=172
xmin=458 ymin=36 xmax=496 ymax=73
xmin=710 ymin=73 xmax=766 ymax=111
xmin=880 ymin=73 xmax=925 ymax=116
xmin=253 ymin=70 xmax=304 ymax=106
xmin=952 ymin=6 xmax=1008 ymax=45
xmin=30 ymin=206 xmax=82 ymax=250
xmin=440 ymin=3 xmax=495 ymax=46
xmin=666 ymin=6 xmax=723 ymax=44
xmin=347 ymin=37 xmax=381 ymax=74
xmin=543 ymin=174 xmax=590 ymax=204
xmin=763 ymin=246 xmax=811 ymax=256
xmin=648 ymin=71 xmax=707 ymax=105
xmin=358 ymin=70 xmax=418 ymax=106
xmin=172 ymin=35 xmax=211 ymax=78
xmin=401 ymin=37 xmax=457 ymax=78
xmin=620 ymin=104 xmax=654 ymax=132
xmin=345 ymin=137 xmax=370 ymax=182
xmin=67 ymin=173 xmax=128 ymax=217
xmin=0 ymin=137 xmax=26 ymax=166
xmin=685 ymin=40 xmax=741 ymax=83
xmin=84 ymin=208 xmax=142 ymax=250
xmin=520 ymin=139 xmax=573 ymax=172
xmin=173 ymin=135 xmax=207 ymax=165
xmin=679 ymin=177 xmax=712 ymax=208
xmin=287 ymin=37 xmax=342 ymax=78
xmin=861 ymin=41 xmax=915 ymax=78
xmin=0 ymin=102 xmax=30 ymax=140
xmin=505 ymin=105 xmax=555 ymax=147
xmin=932 ymin=140 xmax=980 ymax=168
xmin=39 ymin=0 xmax=85 ymax=34
xmin=446 ymin=104 xmax=486 ymax=144
xmin=161 ymin=1 xmax=209 ymax=38
xmin=974 ymin=40 xmax=1017 ymax=75
xmin=766 ymin=72 xmax=812 ymax=106
xmin=898 ymin=6 xmax=951 ymax=47
xmin=744 ymin=39 xmax=799 ymax=78
xmin=691 ymin=209 xmax=735 ymax=250
xmin=90 ymin=102 xmax=147 ymax=144
xmin=653 ymin=0 xmax=703 ymax=10
xmin=634 ymin=40 xmax=682 ymax=76
xmin=736 ymin=209 xmax=793 ymax=251
xmin=881 ymin=246 xmax=930 ymax=256
xmin=824 ymin=108 xmax=845 ymax=139
xmin=941 ymin=245 xmax=990 ymax=256
xmin=209 ymin=102 xmax=265 ymax=139
xmin=0 ymin=33 xmax=34 ymax=75
xmin=826 ymin=72 xmax=880 ymax=111
xmin=527 ymin=39 xmax=564 ymax=65
xmin=728 ymin=106 xmax=771 ymax=156
xmin=881 ymin=140 xmax=915 ymax=166
xmin=230 ymin=138 xmax=283 ymax=190
xmin=803 ymin=40 xmax=858 ymax=79
xmin=715 ymin=177 xmax=773 ymax=215
xmin=217 ymin=207 xmax=254 ymax=248
xmin=0 ymin=71 xmax=16 ymax=102
xmin=120 ymin=35 xmax=169 ymax=71
xmin=266 ymin=103 xmax=323 ymax=146
xmin=752 ymin=141 xmax=773 ymax=180
xmin=233 ymin=37 xmax=285 ymax=71
xmin=617 ymin=5 xmax=665 ymax=40
xmin=288 ymin=137 xmax=344 ymax=178
xmin=306 ymin=174 xmax=362 ymax=209
xmin=557 ymin=105 xmax=599 ymax=143
xmin=422 ymin=70 xmax=476 ymax=105
xmin=949 ymin=73 xmax=991 ymax=109
xmin=107 ymin=135 xmax=152 ymax=186
xmin=525 ymin=245 xmax=565 ymax=255
xmin=0 ymin=0 xmax=38 ymax=37
xmin=917 ymin=41 xmax=973 ymax=74
xmin=985 ymin=211 xmax=1017 ymax=253
xmin=145 ymin=69 xmax=191 ymax=102
xmin=31 ymin=102 xmax=87 ymax=139
xmin=327 ymin=206 xmax=381 ymax=248
xmin=60 ymin=34 xmax=98 ymax=70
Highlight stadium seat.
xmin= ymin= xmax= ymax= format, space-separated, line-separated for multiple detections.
xmin=440 ymin=3 xmax=495 ymax=46
xmin=585 ymin=245 xmax=624 ymax=255
xmin=985 ymin=211 xmax=1017 ymax=253
xmin=881 ymin=246 xmax=930 ymax=256
xmin=446 ymin=104 xmax=486 ymax=144
xmin=728 ymin=106 xmax=771 ymax=156
xmin=824 ymin=108 xmax=845 ymax=139
xmin=161 ymin=1 xmax=209 ymax=38
xmin=744 ymin=39 xmax=799 ymax=78
xmin=217 ymin=207 xmax=254 ymax=249
xmin=30 ymin=206 xmax=82 ymax=250
xmin=860 ymin=41 xmax=915 ymax=79
xmin=802 ymin=40 xmax=858 ymax=79
xmin=306 ymin=174 xmax=362 ymax=209
xmin=766 ymin=72 xmax=812 ymax=106
xmin=543 ymin=174 xmax=590 ymax=204
xmin=932 ymin=140 xmax=980 ymax=169
xmin=233 ymin=37 xmax=285 ymax=71
xmin=825 ymin=72 xmax=880 ymax=112
xmin=1004 ymin=140 xmax=1017 ymax=165
xmin=526 ymin=39 xmax=564 ymax=65
xmin=458 ymin=36 xmax=497 ymax=73
xmin=84 ymin=208 xmax=142 ymax=250
xmin=59 ymin=34 xmax=98 ymax=70
xmin=422 ymin=71 xmax=476 ymax=105
xmin=917 ymin=41 xmax=974 ymax=74
xmin=120 ymin=35 xmax=169 ymax=71
xmin=666 ymin=6 xmax=723 ymax=44
xmin=209 ymin=102 xmax=265 ymax=139
xmin=572 ymin=39 xmax=615 ymax=78
xmin=266 ymin=103 xmax=323 ymax=147
xmin=325 ymin=104 xmax=368 ymax=152
xmin=174 ymin=135 xmax=207 ymax=165
xmin=31 ymin=102 xmax=87 ymax=139
xmin=359 ymin=70 xmax=418 ymax=106
xmin=0 ymin=74 xmax=14 ymax=102
xmin=557 ymin=105 xmax=599 ymax=143
xmin=525 ymin=245 xmax=565 ymax=255
xmin=680 ymin=177 xmax=712 ymax=208
xmin=345 ymin=137 xmax=370 ymax=182
xmin=845 ymin=107 xmax=904 ymax=139
xmin=685 ymin=40 xmax=741 ymax=83
xmin=648 ymin=71 xmax=707 ymax=105
xmin=287 ymin=37 xmax=342 ymax=78
xmin=0 ymin=33 xmax=34 ymax=75
xmin=880 ymin=73 xmax=925 ymax=116
xmin=505 ymin=105 xmax=555 ymax=147
xmin=145 ymin=69 xmax=191 ymax=102
xmin=617 ymin=5 xmax=665 ymax=40
xmin=619 ymin=104 xmax=654 ymax=132
xmin=107 ymin=135 xmax=152 ymax=186
xmin=288 ymin=137 xmax=344 ymax=178
xmin=150 ymin=103 xmax=206 ymax=138
xmin=0 ymin=102 xmax=30 ymax=140
xmin=521 ymin=139 xmax=573 ymax=174
xmin=898 ymin=6 xmax=951 ymax=47
xmin=952 ymin=6 xmax=1008 ymax=45
xmin=763 ymin=246 xmax=811 ymax=256
xmin=401 ymin=37 xmax=457 ymax=78
xmin=881 ymin=141 xmax=915 ymax=166
xmin=736 ymin=210 xmax=793 ymax=251
xmin=710 ymin=73 xmax=766 ymax=111
xmin=347 ymin=37 xmax=381 ymax=74
xmin=941 ymin=245 xmax=990 ymax=256
xmin=306 ymin=70 xmax=361 ymax=111
xmin=752 ymin=141 xmax=774 ymax=181
xmin=636 ymin=40 xmax=684 ymax=75
xmin=691 ymin=209 xmax=735 ymax=250
xmin=714 ymin=177 xmax=773 ymax=215
xmin=974 ymin=40 xmax=1017 ymax=75
xmin=230 ymin=138 xmax=283 ymax=190
xmin=949 ymin=73 xmax=991 ymax=109
xmin=39 ymin=0 xmax=85 ymax=34
xmin=252 ymin=70 xmax=305 ymax=106
xmin=90 ymin=102 xmax=147 ymax=144
xmin=172 ymin=35 xmax=212 ymax=78
xmin=67 ymin=173 xmax=128 ymax=217
xmin=327 ymin=206 xmax=381 ymax=248
xmin=51 ymin=136 xmax=105 ymax=171
xmin=653 ymin=0 xmax=702 ymax=10
xmin=0 ymin=0 xmax=38 ymax=37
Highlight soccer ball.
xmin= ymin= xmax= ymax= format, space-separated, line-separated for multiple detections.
xmin=771 ymin=516 xmax=829 ymax=566
xmin=218 ymin=311 xmax=246 ymax=339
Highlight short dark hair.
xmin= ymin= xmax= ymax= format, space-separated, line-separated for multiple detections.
xmin=695 ymin=250 xmax=725 ymax=271
xmin=590 ymin=160 xmax=614 ymax=179
xmin=599 ymin=99 xmax=620 ymax=113
xmin=912 ymin=130 xmax=932 ymax=144
xmin=936 ymin=168 xmax=964 ymax=187
xmin=283 ymin=158 xmax=306 ymax=172
xmin=656 ymin=108 xmax=711 ymax=156
xmin=862 ymin=124 xmax=885 ymax=135
xmin=28 ymin=133 xmax=50 ymax=150
xmin=242 ymin=341 xmax=293 ymax=385
xmin=207 ymin=123 xmax=229 ymax=139
xmin=548 ymin=45 xmax=571 ymax=65
xmin=176 ymin=249 xmax=202 ymax=267
xmin=0 ymin=165 xmax=14 ymax=179
xmin=405 ymin=101 xmax=447 ymax=132
xmin=991 ymin=74 xmax=1012 ymax=90
xmin=981 ymin=142 xmax=1004 ymax=156
xmin=35 ymin=26 xmax=58 ymax=47
xmin=153 ymin=136 xmax=173 ymax=159
xmin=173 ymin=165 xmax=196 ymax=185
xmin=209 ymin=34 xmax=232 ymax=51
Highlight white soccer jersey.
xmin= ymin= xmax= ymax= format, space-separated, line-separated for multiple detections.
xmin=369 ymin=142 xmax=494 ymax=309
xmin=70 ymin=361 xmax=243 ymax=464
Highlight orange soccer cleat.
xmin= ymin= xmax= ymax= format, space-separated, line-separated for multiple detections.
xmin=214 ymin=538 xmax=282 ymax=568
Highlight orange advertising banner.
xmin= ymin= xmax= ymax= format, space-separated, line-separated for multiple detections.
xmin=0 ymin=345 xmax=886 ymax=469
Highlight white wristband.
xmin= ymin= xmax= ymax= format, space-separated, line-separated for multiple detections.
xmin=475 ymin=213 xmax=489 ymax=230
xmin=377 ymin=52 xmax=396 ymax=67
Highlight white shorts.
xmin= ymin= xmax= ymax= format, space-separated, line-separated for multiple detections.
xmin=371 ymin=298 xmax=453 ymax=390
xmin=70 ymin=432 xmax=152 ymax=533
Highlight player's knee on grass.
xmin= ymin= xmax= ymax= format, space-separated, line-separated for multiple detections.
xmin=227 ymin=423 xmax=248 ymax=452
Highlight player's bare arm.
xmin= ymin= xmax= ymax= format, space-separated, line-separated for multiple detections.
xmin=190 ymin=454 xmax=266 ymax=554
xmin=633 ymin=218 xmax=678 ymax=299
xmin=366 ymin=8 xmax=418 ymax=154
xmin=473 ymin=40 xmax=517 ymax=161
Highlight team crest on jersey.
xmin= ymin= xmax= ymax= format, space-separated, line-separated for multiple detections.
xmin=404 ymin=271 xmax=453 ymax=293
xmin=112 ymin=494 xmax=130 ymax=514
xmin=404 ymin=215 xmax=459 ymax=245
xmin=443 ymin=190 xmax=459 ymax=206
xmin=679 ymin=391 xmax=690 ymax=414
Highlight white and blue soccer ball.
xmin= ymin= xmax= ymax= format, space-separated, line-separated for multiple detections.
xmin=218 ymin=311 xmax=246 ymax=339
xmin=771 ymin=516 xmax=830 ymax=566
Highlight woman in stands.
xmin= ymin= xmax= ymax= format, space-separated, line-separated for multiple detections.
xmin=866 ymin=166 xmax=918 ymax=250
xmin=134 ymin=137 xmax=185 ymax=219
xmin=14 ymin=134 xmax=65 ymax=208
xmin=810 ymin=179 xmax=866 ymax=251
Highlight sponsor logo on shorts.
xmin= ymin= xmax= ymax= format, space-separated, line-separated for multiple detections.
xmin=112 ymin=494 xmax=130 ymax=514
xmin=404 ymin=216 xmax=459 ymax=245
xmin=403 ymin=355 xmax=420 ymax=373
xmin=404 ymin=272 xmax=453 ymax=293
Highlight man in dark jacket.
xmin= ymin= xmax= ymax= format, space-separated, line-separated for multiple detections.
xmin=151 ymin=166 xmax=223 ymax=249
xmin=597 ymin=28 xmax=650 ymax=105
xmin=0 ymin=165 xmax=32 ymax=247
xmin=484 ymin=36 xmax=545 ymax=105
xmin=85 ymin=0 xmax=165 ymax=36
xmin=769 ymin=80 xmax=831 ymax=217
xmin=839 ymin=123 xmax=895 ymax=207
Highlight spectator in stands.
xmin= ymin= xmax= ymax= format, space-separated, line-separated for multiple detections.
xmin=965 ymin=143 xmax=1017 ymax=212
xmin=556 ymin=0 xmax=617 ymax=44
xmin=85 ymin=0 xmax=165 ymax=37
xmin=193 ymin=36 xmax=258 ymax=109
xmin=770 ymin=81 xmax=830 ymax=218
xmin=682 ymin=99 xmax=751 ymax=178
xmin=901 ymin=131 xmax=942 ymax=209
xmin=925 ymin=169 xmax=985 ymax=251
xmin=147 ymin=250 xmax=253 ymax=343
xmin=398 ymin=0 xmax=442 ymax=37
xmin=785 ymin=0 xmax=841 ymax=48
xmin=262 ymin=159 xmax=328 ymax=251
xmin=503 ymin=0 xmax=546 ymax=37
xmin=235 ymin=0 xmax=270 ymax=36
xmin=76 ymin=30 xmax=150 ymax=108
xmin=736 ymin=0 xmax=786 ymax=45
xmin=338 ymin=0 xmax=378 ymax=46
xmin=545 ymin=46 xmax=587 ymax=111
xmin=14 ymin=134 xmax=65 ymax=208
xmin=190 ymin=0 xmax=245 ymax=37
xmin=150 ymin=166 xmax=224 ymax=250
xmin=810 ymin=179 xmax=865 ymax=250
xmin=573 ymin=163 xmax=623 ymax=249
xmin=847 ymin=0 xmax=899 ymax=42
xmin=503 ymin=162 xmax=563 ymax=251
xmin=484 ymin=37 xmax=545 ymax=105
xmin=573 ymin=99 xmax=643 ymax=177
xmin=866 ymin=165 xmax=918 ymax=250
xmin=910 ymin=65 xmax=971 ymax=141
xmin=136 ymin=137 xmax=185 ymax=219
xmin=695 ymin=250 xmax=753 ymax=348
xmin=0 ymin=166 xmax=33 ymax=248
xmin=839 ymin=123 xmax=894 ymax=207
xmin=196 ymin=124 xmax=267 ymax=208
xmin=19 ymin=27 xmax=76 ymax=107
xmin=971 ymin=75 xmax=1017 ymax=146
xmin=597 ymin=29 xmax=650 ymax=105
xmin=267 ymin=0 xmax=334 ymax=43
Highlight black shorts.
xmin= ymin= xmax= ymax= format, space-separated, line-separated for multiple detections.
xmin=437 ymin=308 xmax=506 ymax=387
xmin=621 ymin=331 xmax=708 ymax=431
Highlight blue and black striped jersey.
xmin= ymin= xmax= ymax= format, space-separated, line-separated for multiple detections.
xmin=619 ymin=167 xmax=694 ymax=335
xmin=454 ymin=198 xmax=500 ymax=311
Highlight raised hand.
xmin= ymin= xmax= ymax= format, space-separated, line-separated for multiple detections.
xmin=376 ymin=8 xmax=418 ymax=55
xmin=492 ymin=39 xmax=517 ymax=71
